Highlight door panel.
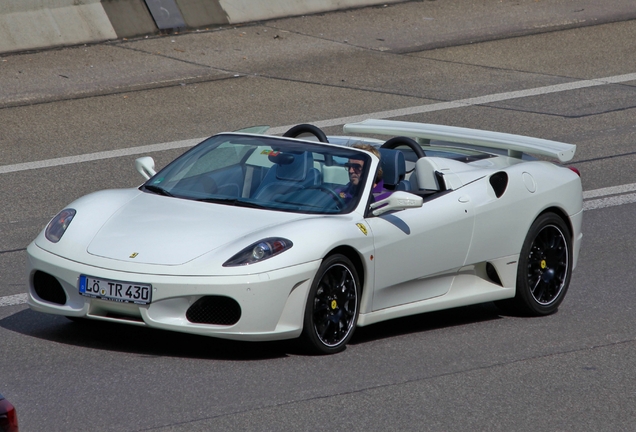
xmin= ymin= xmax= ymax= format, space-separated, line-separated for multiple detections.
xmin=368 ymin=190 xmax=475 ymax=311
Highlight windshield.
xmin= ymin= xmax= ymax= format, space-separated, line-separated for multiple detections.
xmin=141 ymin=134 xmax=372 ymax=214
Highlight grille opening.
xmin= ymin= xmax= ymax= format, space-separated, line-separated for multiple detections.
xmin=486 ymin=262 xmax=503 ymax=286
xmin=33 ymin=271 xmax=67 ymax=305
xmin=186 ymin=296 xmax=241 ymax=325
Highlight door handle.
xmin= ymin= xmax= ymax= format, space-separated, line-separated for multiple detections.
xmin=458 ymin=196 xmax=470 ymax=203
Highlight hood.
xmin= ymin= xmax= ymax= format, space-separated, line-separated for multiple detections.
xmin=86 ymin=193 xmax=305 ymax=265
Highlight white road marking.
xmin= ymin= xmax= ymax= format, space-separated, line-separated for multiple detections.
xmin=581 ymin=183 xmax=636 ymax=210
xmin=2 ymin=72 xmax=636 ymax=175
xmin=3 ymin=73 xmax=636 ymax=308
xmin=0 ymin=293 xmax=28 ymax=307
xmin=0 ymin=139 xmax=202 ymax=175
xmin=582 ymin=182 xmax=636 ymax=199
xmin=583 ymin=192 xmax=636 ymax=211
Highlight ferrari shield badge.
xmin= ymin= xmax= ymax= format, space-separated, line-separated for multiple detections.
xmin=356 ymin=223 xmax=368 ymax=236
xmin=130 ymin=252 xmax=139 ymax=259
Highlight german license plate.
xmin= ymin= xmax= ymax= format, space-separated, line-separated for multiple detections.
xmin=79 ymin=275 xmax=152 ymax=305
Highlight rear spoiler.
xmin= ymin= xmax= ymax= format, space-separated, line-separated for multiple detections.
xmin=343 ymin=119 xmax=576 ymax=163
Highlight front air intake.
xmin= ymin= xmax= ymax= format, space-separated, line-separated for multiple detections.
xmin=186 ymin=296 xmax=241 ymax=325
xmin=33 ymin=271 xmax=67 ymax=305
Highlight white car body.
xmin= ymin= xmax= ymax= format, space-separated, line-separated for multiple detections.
xmin=27 ymin=119 xmax=583 ymax=353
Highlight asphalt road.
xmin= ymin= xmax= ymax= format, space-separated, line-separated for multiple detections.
xmin=1 ymin=1 xmax=636 ymax=430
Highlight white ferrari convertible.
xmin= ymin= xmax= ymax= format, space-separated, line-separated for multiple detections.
xmin=27 ymin=119 xmax=583 ymax=354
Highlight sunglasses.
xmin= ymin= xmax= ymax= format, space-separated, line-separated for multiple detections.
xmin=345 ymin=162 xmax=363 ymax=172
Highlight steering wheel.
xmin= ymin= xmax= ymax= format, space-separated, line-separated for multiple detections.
xmin=202 ymin=176 xmax=219 ymax=194
xmin=307 ymin=186 xmax=345 ymax=208
xmin=380 ymin=136 xmax=425 ymax=158
xmin=283 ymin=124 xmax=329 ymax=143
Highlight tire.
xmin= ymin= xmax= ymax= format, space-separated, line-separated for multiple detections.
xmin=300 ymin=254 xmax=360 ymax=354
xmin=502 ymin=212 xmax=573 ymax=316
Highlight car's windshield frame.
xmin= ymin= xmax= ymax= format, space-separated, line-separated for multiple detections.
xmin=141 ymin=133 xmax=374 ymax=215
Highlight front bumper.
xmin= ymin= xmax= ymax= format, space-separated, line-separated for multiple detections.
xmin=26 ymin=243 xmax=320 ymax=341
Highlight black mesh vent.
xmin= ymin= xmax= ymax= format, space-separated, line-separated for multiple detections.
xmin=33 ymin=271 xmax=67 ymax=305
xmin=186 ymin=296 xmax=241 ymax=325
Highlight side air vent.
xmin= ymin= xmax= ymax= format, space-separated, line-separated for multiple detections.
xmin=32 ymin=271 xmax=67 ymax=305
xmin=186 ymin=296 xmax=241 ymax=325
xmin=489 ymin=172 xmax=508 ymax=198
xmin=486 ymin=263 xmax=503 ymax=286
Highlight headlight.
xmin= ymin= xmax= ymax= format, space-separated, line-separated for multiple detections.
xmin=45 ymin=209 xmax=76 ymax=243
xmin=223 ymin=238 xmax=293 ymax=267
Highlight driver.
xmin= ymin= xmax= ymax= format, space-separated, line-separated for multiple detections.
xmin=338 ymin=144 xmax=391 ymax=202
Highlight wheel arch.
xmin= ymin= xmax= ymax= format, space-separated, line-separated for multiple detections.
xmin=496 ymin=206 xmax=575 ymax=316
xmin=324 ymin=246 xmax=366 ymax=295
xmin=300 ymin=245 xmax=365 ymax=354
xmin=537 ymin=206 xmax=573 ymax=239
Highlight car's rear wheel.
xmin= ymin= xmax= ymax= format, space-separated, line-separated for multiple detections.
xmin=301 ymin=254 xmax=360 ymax=354
xmin=500 ymin=212 xmax=573 ymax=316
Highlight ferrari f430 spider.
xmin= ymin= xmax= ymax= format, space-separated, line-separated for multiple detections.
xmin=27 ymin=119 xmax=583 ymax=354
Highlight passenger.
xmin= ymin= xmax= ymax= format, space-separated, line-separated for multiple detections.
xmin=338 ymin=144 xmax=391 ymax=202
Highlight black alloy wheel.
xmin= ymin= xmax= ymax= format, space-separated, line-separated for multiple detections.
xmin=301 ymin=254 xmax=360 ymax=354
xmin=499 ymin=212 xmax=573 ymax=316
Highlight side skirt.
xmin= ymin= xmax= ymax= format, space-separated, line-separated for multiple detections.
xmin=357 ymin=255 xmax=518 ymax=327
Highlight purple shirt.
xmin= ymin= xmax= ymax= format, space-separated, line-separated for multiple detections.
xmin=337 ymin=179 xmax=392 ymax=202
xmin=372 ymin=180 xmax=392 ymax=202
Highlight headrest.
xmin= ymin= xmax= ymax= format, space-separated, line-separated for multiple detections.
xmin=273 ymin=151 xmax=313 ymax=181
xmin=378 ymin=148 xmax=405 ymax=186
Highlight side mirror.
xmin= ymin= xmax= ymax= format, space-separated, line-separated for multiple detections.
xmin=135 ymin=156 xmax=156 ymax=180
xmin=370 ymin=191 xmax=423 ymax=216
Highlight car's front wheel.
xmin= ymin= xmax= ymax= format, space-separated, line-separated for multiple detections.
xmin=500 ymin=212 xmax=573 ymax=316
xmin=301 ymin=254 xmax=360 ymax=354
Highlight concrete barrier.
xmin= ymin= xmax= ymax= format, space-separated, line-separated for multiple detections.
xmin=0 ymin=0 xmax=117 ymax=54
xmin=107 ymin=0 xmax=406 ymax=35
xmin=0 ymin=0 xmax=404 ymax=54
xmin=214 ymin=0 xmax=402 ymax=24
xmin=101 ymin=0 xmax=158 ymax=39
